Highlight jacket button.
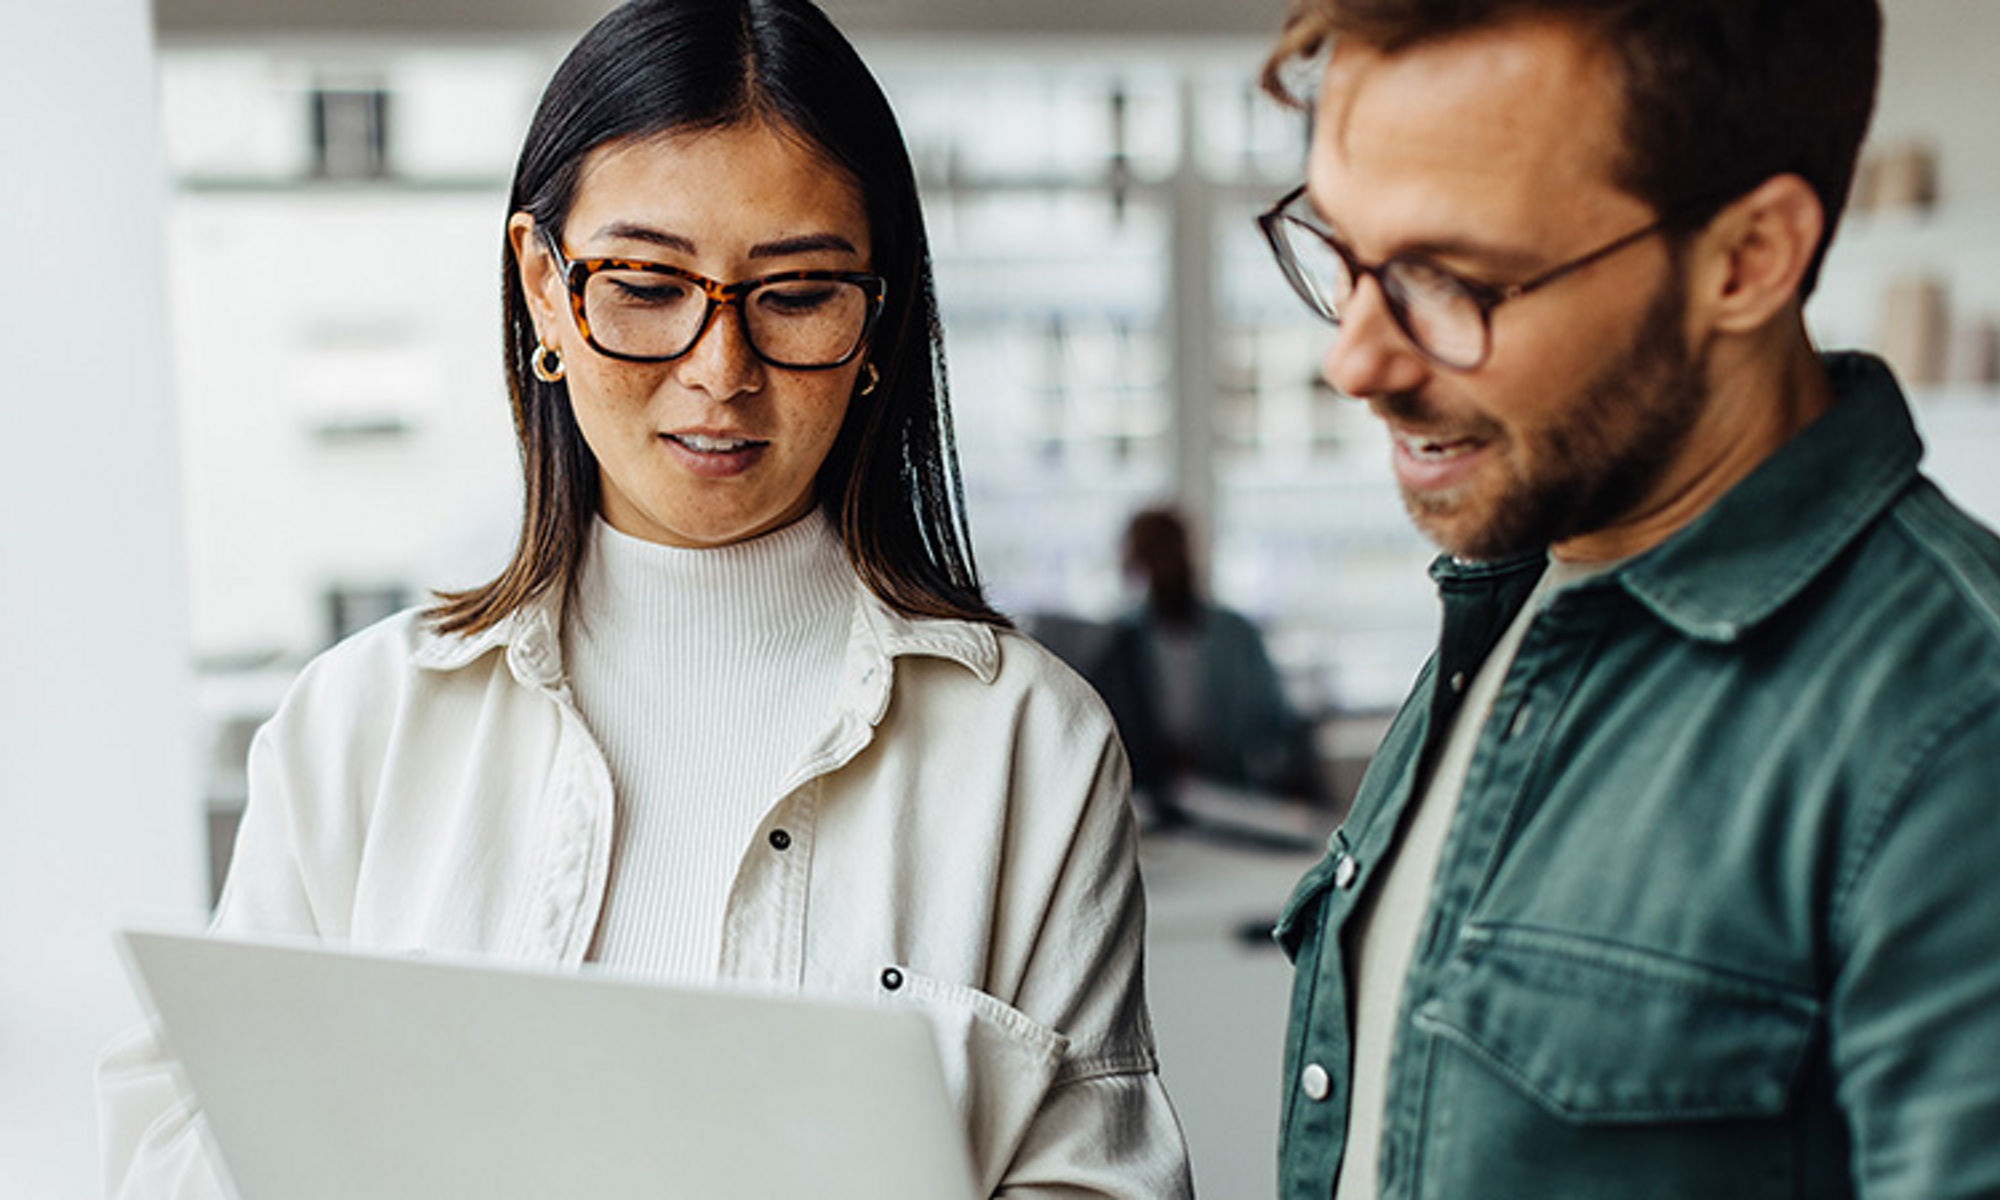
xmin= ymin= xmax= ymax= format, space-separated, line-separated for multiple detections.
xmin=1449 ymin=670 xmax=1468 ymax=693
xmin=880 ymin=967 xmax=904 ymax=991
xmin=1301 ymin=1062 xmax=1331 ymax=1101
xmin=1334 ymin=854 xmax=1359 ymax=890
xmin=768 ymin=829 xmax=792 ymax=851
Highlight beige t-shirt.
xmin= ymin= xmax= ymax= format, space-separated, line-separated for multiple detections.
xmin=1335 ymin=555 xmax=1612 ymax=1200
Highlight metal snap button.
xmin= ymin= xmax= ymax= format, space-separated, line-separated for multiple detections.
xmin=768 ymin=829 xmax=792 ymax=851
xmin=1302 ymin=1062 xmax=1331 ymax=1101
xmin=880 ymin=967 xmax=904 ymax=991
xmin=1334 ymin=854 xmax=1360 ymax=890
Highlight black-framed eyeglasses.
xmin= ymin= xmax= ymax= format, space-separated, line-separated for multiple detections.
xmin=1256 ymin=184 xmax=1669 ymax=371
xmin=541 ymin=229 xmax=887 ymax=370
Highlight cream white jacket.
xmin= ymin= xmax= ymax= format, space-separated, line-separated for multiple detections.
xmin=99 ymin=582 xmax=1193 ymax=1199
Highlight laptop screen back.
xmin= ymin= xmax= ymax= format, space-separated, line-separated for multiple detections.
xmin=118 ymin=930 xmax=979 ymax=1200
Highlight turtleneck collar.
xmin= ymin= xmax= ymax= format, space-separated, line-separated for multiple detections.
xmin=571 ymin=509 xmax=853 ymax=643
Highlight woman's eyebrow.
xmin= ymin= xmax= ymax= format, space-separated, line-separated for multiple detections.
xmin=588 ymin=221 xmax=696 ymax=254
xmin=748 ymin=232 xmax=861 ymax=258
xmin=582 ymin=224 xmax=858 ymax=260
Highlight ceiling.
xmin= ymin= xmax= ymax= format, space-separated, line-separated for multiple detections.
xmin=154 ymin=0 xmax=1282 ymax=38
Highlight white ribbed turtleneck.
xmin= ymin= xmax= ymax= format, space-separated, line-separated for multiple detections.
xmin=564 ymin=511 xmax=853 ymax=983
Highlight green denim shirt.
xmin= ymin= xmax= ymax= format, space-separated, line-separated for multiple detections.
xmin=1276 ymin=354 xmax=2000 ymax=1200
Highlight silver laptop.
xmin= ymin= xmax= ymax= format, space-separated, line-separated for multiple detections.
xmin=117 ymin=929 xmax=979 ymax=1200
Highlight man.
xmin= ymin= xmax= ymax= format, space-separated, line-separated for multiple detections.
xmin=1255 ymin=2 xmax=2000 ymax=1197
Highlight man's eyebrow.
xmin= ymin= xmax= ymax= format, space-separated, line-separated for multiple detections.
xmin=1397 ymin=234 xmax=1548 ymax=275
xmin=1307 ymin=199 xmax=1546 ymax=276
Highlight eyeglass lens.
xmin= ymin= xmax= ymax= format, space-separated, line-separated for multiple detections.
xmin=583 ymin=269 xmax=873 ymax=367
xmin=1269 ymin=211 xmax=1491 ymax=370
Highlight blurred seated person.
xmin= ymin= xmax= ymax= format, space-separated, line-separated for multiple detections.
xmin=1094 ymin=507 xmax=1319 ymax=825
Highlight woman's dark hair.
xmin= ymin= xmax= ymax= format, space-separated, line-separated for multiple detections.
xmin=1124 ymin=506 xmax=1200 ymax=628
xmin=1262 ymin=0 xmax=1881 ymax=299
xmin=430 ymin=0 xmax=1004 ymax=635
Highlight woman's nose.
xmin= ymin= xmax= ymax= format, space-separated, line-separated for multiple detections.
xmin=672 ymin=303 xmax=766 ymax=402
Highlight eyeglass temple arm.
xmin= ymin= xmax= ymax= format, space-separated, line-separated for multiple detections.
xmin=1491 ymin=218 xmax=1669 ymax=307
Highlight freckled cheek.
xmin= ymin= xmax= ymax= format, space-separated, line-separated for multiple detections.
xmin=784 ymin=381 xmax=856 ymax=448
xmin=566 ymin=363 xmax=672 ymax=424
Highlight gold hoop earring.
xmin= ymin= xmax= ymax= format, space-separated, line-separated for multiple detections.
xmin=857 ymin=361 xmax=879 ymax=397
xmin=532 ymin=342 xmax=566 ymax=384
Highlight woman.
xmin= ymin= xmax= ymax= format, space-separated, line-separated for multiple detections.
xmin=98 ymin=2 xmax=1191 ymax=1196
xmin=1094 ymin=507 xmax=1320 ymax=824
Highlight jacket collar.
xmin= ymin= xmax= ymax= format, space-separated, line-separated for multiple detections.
xmin=1615 ymin=353 xmax=1921 ymax=643
xmin=407 ymin=565 xmax=1000 ymax=710
xmin=1428 ymin=353 xmax=1921 ymax=644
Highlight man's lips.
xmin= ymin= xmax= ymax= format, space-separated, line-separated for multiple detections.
xmin=1389 ymin=426 xmax=1490 ymax=492
xmin=1393 ymin=430 xmax=1482 ymax=461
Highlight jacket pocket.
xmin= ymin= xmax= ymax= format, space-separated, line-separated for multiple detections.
xmin=1415 ymin=924 xmax=1820 ymax=1123
xmin=1403 ymin=925 xmax=1820 ymax=1199
xmin=877 ymin=967 xmax=1068 ymax=1196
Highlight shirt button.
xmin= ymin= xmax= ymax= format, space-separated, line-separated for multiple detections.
xmin=880 ymin=967 xmax=904 ymax=991
xmin=1301 ymin=1062 xmax=1331 ymax=1101
xmin=1449 ymin=670 xmax=1468 ymax=694
xmin=768 ymin=829 xmax=792 ymax=851
xmin=1334 ymin=853 xmax=1360 ymax=890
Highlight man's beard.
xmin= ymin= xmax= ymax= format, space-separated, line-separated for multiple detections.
xmin=1389 ymin=260 xmax=1708 ymax=561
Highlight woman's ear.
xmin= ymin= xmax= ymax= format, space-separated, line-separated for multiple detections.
xmin=508 ymin=212 xmax=564 ymax=340
xmin=1686 ymin=174 xmax=1826 ymax=336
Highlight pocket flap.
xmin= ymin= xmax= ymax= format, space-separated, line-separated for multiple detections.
xmin=1414 ymin=926 xmax=1820 ymax=1124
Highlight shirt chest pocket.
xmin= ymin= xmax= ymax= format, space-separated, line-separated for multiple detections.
xmin=1406 ymin=925 xmax=1821 ymax=1199
xmin=878 ymin=968 xmax=1068 ymax=1197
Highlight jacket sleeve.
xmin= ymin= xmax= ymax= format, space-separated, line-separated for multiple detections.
xmin=994 ymin=721 xmax=1194 ymax=1199
xmin=97 ymin=715 xmax=325 ymax=1200
xmin=1831 ymin=698 xmax=2000 ymax=1199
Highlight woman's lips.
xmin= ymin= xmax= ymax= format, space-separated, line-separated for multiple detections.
xmin=659 ymin=431 xmax=767 ymax=478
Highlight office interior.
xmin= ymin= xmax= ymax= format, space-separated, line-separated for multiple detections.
xmin=5 ymin=0 xmax=1998 ymax=1196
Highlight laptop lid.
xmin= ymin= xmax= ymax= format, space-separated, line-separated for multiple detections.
xmin=117 ymin=929 xmax=979 ymax=1200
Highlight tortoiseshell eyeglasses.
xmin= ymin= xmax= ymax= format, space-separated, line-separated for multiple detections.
xmin=542 ymin=229 xmax=887 ymax=370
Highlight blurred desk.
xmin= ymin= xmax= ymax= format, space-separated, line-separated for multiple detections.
xmin=1141 ymin=783 xmax=1333 ymax=1199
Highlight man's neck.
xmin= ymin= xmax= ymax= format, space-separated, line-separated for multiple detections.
xmin=1553 ymin=327 xmax=1834 ymax=565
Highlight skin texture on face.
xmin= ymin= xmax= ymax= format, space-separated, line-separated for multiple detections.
xmin=1307 ymin=18 xmax=1730 ymax=563
xmin=510 ymin=120 xmax=871 ymax=549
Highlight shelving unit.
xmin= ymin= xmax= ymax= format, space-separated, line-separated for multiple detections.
xmin=1811 ymin=189 xmax=2000 ymax=529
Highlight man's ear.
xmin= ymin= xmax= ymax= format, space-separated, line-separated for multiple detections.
xmin=1686 ymin=174 xmax=1825 ymax=335
xmin=508 ymin=212 xmax=564 ymax=340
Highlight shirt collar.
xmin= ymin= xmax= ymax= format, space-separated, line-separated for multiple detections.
xmin=1427 ymin=353 xmax=1922 ymax=644
xmin=407 ymin=561 xmax=1000 ymax=705
xmin=1616 ymin=352 xmax=1919 ymax=643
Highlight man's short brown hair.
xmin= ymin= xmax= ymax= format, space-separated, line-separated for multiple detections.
xmin=1264 ymin=0 xmax=1882 ymax=298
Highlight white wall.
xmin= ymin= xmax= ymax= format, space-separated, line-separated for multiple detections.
xmin=0 ymin=2 xmax=207 ymax=1197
